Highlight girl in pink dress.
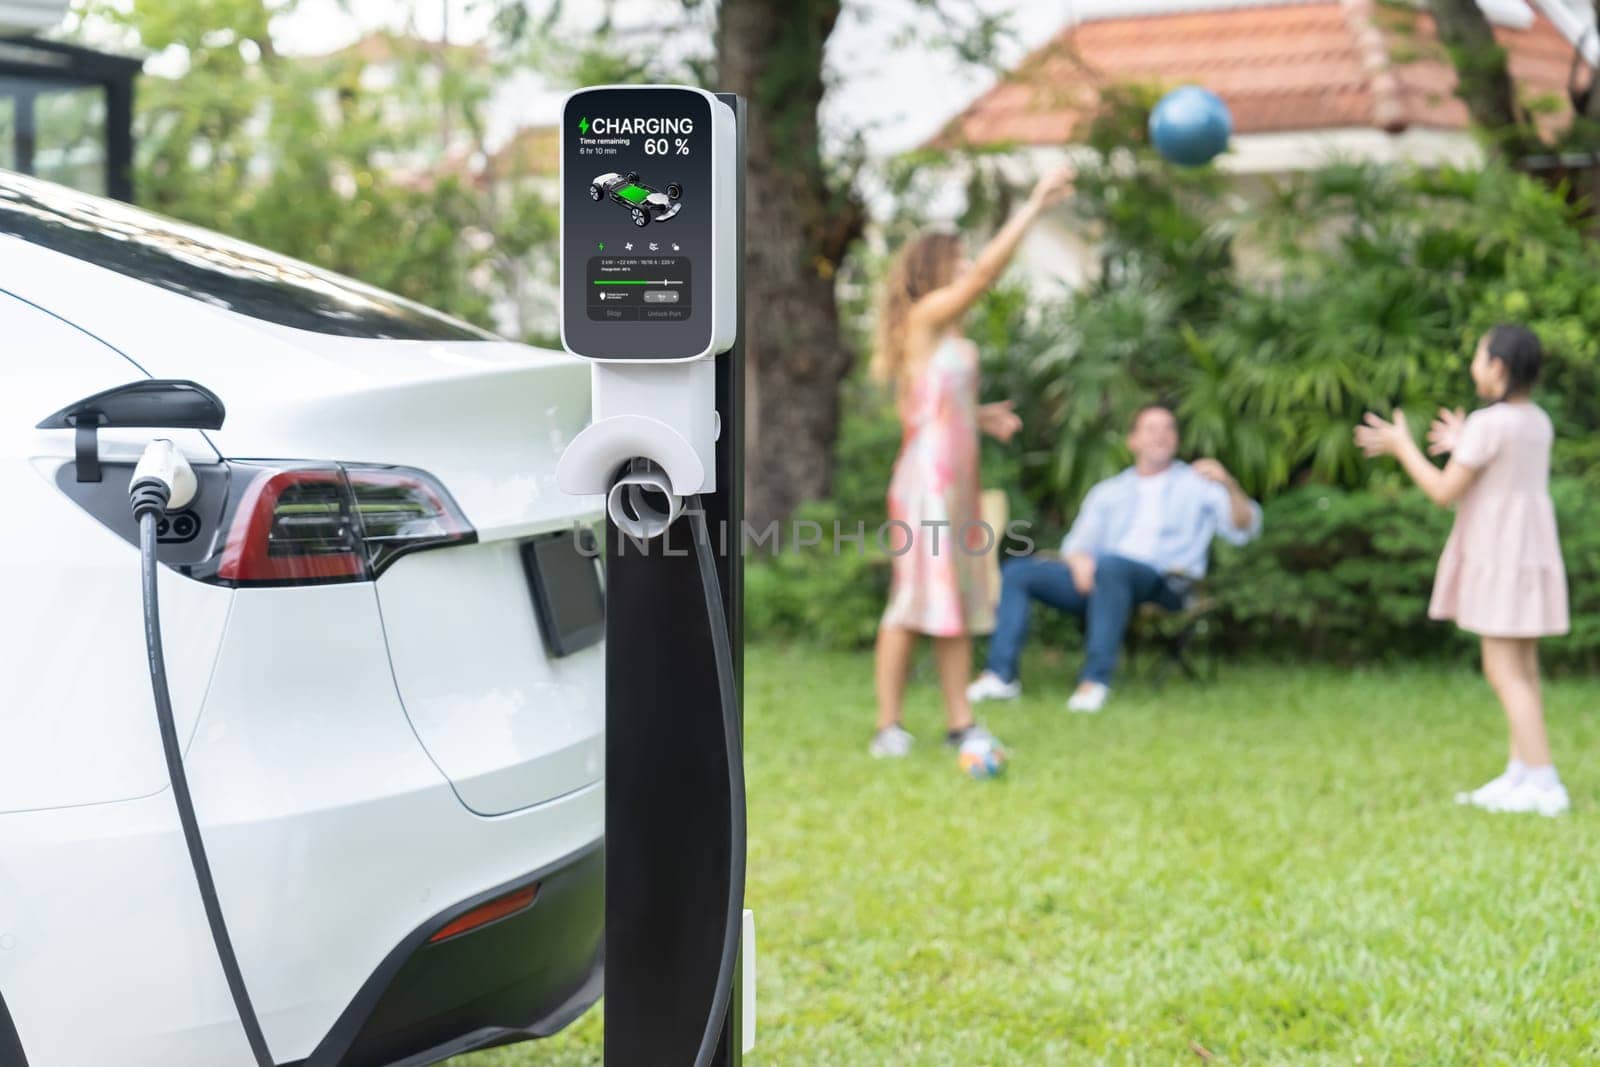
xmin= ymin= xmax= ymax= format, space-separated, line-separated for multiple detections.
xmin=1356 ymin=325 xmax=1570 ymax=816
xmin=867 ymin=166 xmax=1075 ymax=763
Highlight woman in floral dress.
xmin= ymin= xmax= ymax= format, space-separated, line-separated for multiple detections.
xmin=868 ymin=165 xmax=1075 ymax=762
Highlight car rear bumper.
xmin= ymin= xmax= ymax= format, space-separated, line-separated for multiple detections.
xmin=288 ymin=840 xmax=603 ymax=1067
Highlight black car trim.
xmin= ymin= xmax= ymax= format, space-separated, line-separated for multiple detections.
xmin=290 ymin=838 xmax=603 ymax=1067
xmin=379 ymin=965 xmax=603 ymax=1067
xmin=0 ymin=987 xmax=28 ymax=1066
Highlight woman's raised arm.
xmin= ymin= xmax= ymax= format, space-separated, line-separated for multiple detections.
xmin=909 ymin=165 xmax=1076 ymax=333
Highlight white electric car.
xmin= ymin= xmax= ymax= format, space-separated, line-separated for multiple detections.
xmin=0 ymin=171 xmax=607 ymax=1066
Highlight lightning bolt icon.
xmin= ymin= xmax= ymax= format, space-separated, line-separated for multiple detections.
xmin=579 ymin=117 xmax=590 ymax=135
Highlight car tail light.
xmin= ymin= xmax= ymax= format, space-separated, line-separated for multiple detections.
xmin=216 ymin=463 xmax=473 ymax=586
xmin=344 ymin=465 xmax=473 ymax=574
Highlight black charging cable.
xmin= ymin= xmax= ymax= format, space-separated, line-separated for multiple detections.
xmin=685 ymin=497 xmax=747 ymax=1067
xmin=133 ymin=477 xmax=275 ymax=1067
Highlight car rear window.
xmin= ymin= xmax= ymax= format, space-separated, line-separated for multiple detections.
xmin=0 ymin=170 xmax=497 ymax=341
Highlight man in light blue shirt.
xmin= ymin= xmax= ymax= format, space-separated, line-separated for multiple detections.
xmin=969 ymin=405 xmax=1262 ymax=712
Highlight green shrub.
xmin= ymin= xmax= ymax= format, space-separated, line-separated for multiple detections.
xmin=1209 ymin=477 xmax=1600 ymax=670
xmin=742 ymin=501 xmax=891 ymax=651
xmin=1208 ymin=486 xmax=1457 ymax=662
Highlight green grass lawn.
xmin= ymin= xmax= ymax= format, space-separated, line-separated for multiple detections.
xmin=459 ymin=644 xmax=1600 ymax=1065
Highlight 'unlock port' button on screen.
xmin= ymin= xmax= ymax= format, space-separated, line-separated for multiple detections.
xmin=587 ymin=256 xmax=693 ymax=321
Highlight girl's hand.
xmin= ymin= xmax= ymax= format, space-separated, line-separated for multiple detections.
xmin=978 ymin=400 xmax=1023 ymax=443
xmin=1028 ymin=165 xmax=1076 ymax=211
xmin=1427 ymin=407 xmax=1466 ymax=457
xmin=1353 ymin=409 xmax=1411 ymax=458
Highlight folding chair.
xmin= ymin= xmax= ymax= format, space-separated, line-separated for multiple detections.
xmin=1128 ymin=579 xmax=1218 ymax=689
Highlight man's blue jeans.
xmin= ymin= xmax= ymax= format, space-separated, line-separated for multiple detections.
xmin=985 ymin=553 xmax=1185 ymax=686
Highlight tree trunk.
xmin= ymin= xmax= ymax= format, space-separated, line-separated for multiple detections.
xmin=717 ymin=0 xmax=866 ymax=529
xmin=1425 ymin=0 xmax=1538 ymax=153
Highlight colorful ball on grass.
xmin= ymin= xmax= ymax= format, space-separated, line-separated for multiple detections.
xmin=1149 ymin=86 xmax=1233 ymax=167
xmin=958 ymin=735 xmax=1007 ymax=780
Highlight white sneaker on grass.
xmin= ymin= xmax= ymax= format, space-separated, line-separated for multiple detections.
xmin=1067 ymin=682 xmax=1109 ymax=713
xmin=1486 ymin=780 xmax=1570 ymax=817
xmin=966 ymin=671 xmax=1021 ymax=704
xmin=1454 ymin=770 xmax=1522 ymax=808
xmin=869 ymin=724 xmax=914 ymax=759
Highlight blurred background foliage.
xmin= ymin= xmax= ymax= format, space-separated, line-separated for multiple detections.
xmin=85 ymin=0 xmax=560 ymax=336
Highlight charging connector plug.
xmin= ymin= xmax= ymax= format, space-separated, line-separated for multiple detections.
xmin=129 ymin=439 xmax=197 ymax=520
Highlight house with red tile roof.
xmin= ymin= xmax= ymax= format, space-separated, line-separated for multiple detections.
xmin=925 ymin=0 xmax=1592 ymax=285
xmin=937 ymin=0 xmax=1581 ymax=161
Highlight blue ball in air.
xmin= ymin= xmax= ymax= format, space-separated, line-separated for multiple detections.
xmin=1149 ymin=86 xmax=1233 ymax=167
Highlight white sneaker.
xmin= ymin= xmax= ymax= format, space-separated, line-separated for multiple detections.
xmin=1486 ymin=781 xmax=1570 ymax=817
xmin=966 ymin=671 xmax=1021 ymax=704
xmin=1067 ymin=682 xmax=1109 ymax=713
xmin=869 ymin=724 xmax=914 ymax=759
xmin=1454 ymin=771 xmax=1522 ymax=808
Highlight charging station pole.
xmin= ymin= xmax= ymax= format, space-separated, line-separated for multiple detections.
xmin=601 ymin=97 xmax=744 ymax=1067
xmin=554 ymin=86 xmax=746 ymax=1065
xmin=708 ymin=89 xmax=746 ymax=1063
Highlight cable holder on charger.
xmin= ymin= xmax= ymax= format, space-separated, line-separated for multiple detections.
xmin=556 ymin=358 xmax=719 ymax=538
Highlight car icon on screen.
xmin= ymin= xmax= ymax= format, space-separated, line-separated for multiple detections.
xmin=589 ymin=171 xmax=683 ymax=227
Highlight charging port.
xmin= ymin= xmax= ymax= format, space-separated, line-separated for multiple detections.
xmin=159 ymin=511 xmax=201 ymax=544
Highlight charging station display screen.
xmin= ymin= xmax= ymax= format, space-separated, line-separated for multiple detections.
xmin=561 ymin=87 xmax=715 ymax=361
